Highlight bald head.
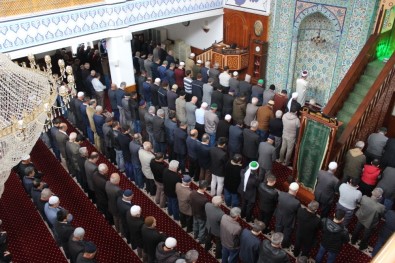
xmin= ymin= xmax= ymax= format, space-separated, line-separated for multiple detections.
xmin=190 ymin=129 xmax=198 ymax=138
xmin=191 ymin=96 xmax=198 ymax=104
xmin=110 ymin=173 xmax=120 ymax=185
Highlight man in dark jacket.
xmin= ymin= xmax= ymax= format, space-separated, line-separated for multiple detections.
xmin=222 ymin=89 xmax=235 ymax=117
xmin=163 ymin=160 xmax=182 ymax=221
xmin=258 ymin=232 xmax=290 ymax=263
xmin=228 ymin=121 xmax=243 ymax=158
xmin=381 ymin=138 xmax=395 ymax=168
xmin=238 ymin=161 xmax=260 ymax=222
xmin=173 ymin=122 xmax=188 ymax=174
xmin=216 ymin=114 xmax=231 ymax=140
xmin=258 ymin=174 xmax=278 ymax=232
xmin=210 ymin=137 xmax=228 ymax=196
xmin=155 ymin=237 xmax=181 ymax=263
xmin=150 ymin=78 xmax=160 ymax=107
xmin=224 ymin=154 xmax=243 ymax=208
xmin=315 ymin=210 xmax=350 ymax=263
xmin=116 ymin=125 xmax=133 ymax=180
xmin=275 ymin=182 xmax=301 ymax=248
xmin=377 ymin=166 xmax=395 ymax=211
xmin=314 ymin=162 xmax=339 ymax=218
xmin=198 ymin=134 xmax=211 ymax=183
xmin=68 ymin=227 xmax=86 ymax=263
xmin=142 ymin=216 xmax=167 ymax=263
xmin=293 ymin=201 xmax=321 ymax=257
xmin=191 ymin=73 xmax=204 ymax=107
xmin=54 ymin=209 xmax=75 ymax=259
xmin=150 ymin=153 xmax=167 ymax=208
xmin=116 ymin=189 xmax=134 ymax=243
xmin=269 ymin=110 xmax=283 ymax=158
xmin=164 ymin=111 xmax=177 ymax=161
xmin=372 ymin=209 xmax=395 ymax=256
xmin=211 ymin=86 xmax=224 ymax=118
xmin=190 ymin=181 xmax=209 ymax=244
xmin=129 ymin=133 xmax=144 ymax=189
xmin=105 ymin=173 xmax=122 ymax=233
xmin=153 ymin=109 xmax=167 ymax=154
xmin=92 ymin=164 xmax=111 ymax=223
xmin=186 ymin=129 xmax=200 ymax=181
xmin=242 ymin=120 xmax=260 ymax=163
xmin=239 ymin=221 xmax=265 ymax=263
xmin=126 ymin=205 xmax=144 ymax=258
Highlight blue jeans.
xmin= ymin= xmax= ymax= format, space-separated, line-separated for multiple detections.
xmin=383 ymin=198 xmax=394 ymax=212
xmin=315 ymin=244 xmax=338 ymax=263
xmin=167 ymin=197 xmax=180 ymax=221
xmin=224 ymin=189 xmax=239 ymax=207
xmin=132 ymin=120 xmax=141 ymax=134
xmin=114 ymin=149 xmax=125 ymax=172
xmin=222 ymin=247 xmax=239 ymax=263
xmin=208 ymin=132 xmax=216 ymax=147
xmin=124 ymin=161 xmax=134 ymax=181
xmin=193 ymin=217 xmax=206 ymax=243
xmin=87 ymin=126 xmax=94 ymax=144
xmin=133 ymin=164 xmax=144 ymax=189
xmin=112 ymin=109 xmax=120 ymax=121
xmin=257 ymin=129 xmax=268 ymax=142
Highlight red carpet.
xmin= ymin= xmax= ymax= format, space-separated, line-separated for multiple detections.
xmin=30 ymin=140 xmax=141 ymax=263
xmin=0 ymin=172 xmax=67 ymax=263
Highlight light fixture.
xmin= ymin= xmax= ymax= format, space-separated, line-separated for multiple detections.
xmin=203 ymin=20 xmax=210 ymax=33
xmin=311 ymin=29 xmax=326 ymax=46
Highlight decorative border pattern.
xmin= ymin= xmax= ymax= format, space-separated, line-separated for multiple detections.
xmin=0 ymin=0 xmax=223 ymax=53
xmin=225 ymin=0 xmax=270 ymax=15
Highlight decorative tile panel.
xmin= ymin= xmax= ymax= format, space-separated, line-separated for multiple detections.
xmin=0 ymin=0 xmax=223 ymax=53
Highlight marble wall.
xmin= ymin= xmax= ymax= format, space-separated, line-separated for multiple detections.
xmin=267 ymin=0 xmax=380 ymax=106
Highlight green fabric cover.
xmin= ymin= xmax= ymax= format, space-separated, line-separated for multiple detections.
xmin=297 ymin=120 xmax=331 ymax=190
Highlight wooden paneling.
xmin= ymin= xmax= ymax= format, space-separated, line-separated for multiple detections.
xmin=223 ymin=9 xmax=269 ymax=78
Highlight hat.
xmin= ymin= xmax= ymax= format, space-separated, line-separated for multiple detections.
xmin=182 ymin=175 xmax=191 ymax=183
xmin=155 ymin=78 xmax=161 ymax=84
xmin=249 ymin=161 xmax=259 ymax=170
xmin=258 ymin=79 xmax=264 ymax=84
xmin=211 ymin=103 xmax=218 ymax=109
xmin=292 ymin=92 xmax=299 ymax=99
xmin=130 ymin=205 xmax=141 ymax=216
xmin=328 ymin=162 xmax=338 ymax=170
xmin=139 ymin=100 xmax=146 ymax=106
xmin=268 ymin=100 xmax=275 ymax=105
xmin=123 ymin=189 xmax=133 ymax=197
xmin=48 ymin=196 xmax=59 ymax=205
xmin=179 ymin=61 xmax=185 ymax=66
xmin=84 ymin=241 xmax=97 ymax=253
xmin=74 ymin=227 xmax=85 ymax=237
xmin=21 ymin=154 xmax=30 ymax=161
xmin=225 ymin=114 xmax=232 ymax=121
xmin=233 ymin=71 xmax=238 ymax=77
xmin=197 ymin=59 xmax=202 ymax=64
xmin=289 ymin=182 xmax=299 ymax=191
xmin=301 ymin=70 xmax=308 ymax=77
xmin=190 ymin=53 xmax=195 ymax=58
xmin=165 ymin=237 xmax=177 ymax=249
xmin=268 ymin=135 xmax=275 ymax=141
xmin=77 ymin=91 xmax=84 ymax=97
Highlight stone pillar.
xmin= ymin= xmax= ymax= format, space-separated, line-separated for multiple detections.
xmin=106 ymin=36 xmax=135 ymax=87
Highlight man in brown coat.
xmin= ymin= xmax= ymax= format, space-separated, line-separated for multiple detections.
xmin=175 ymin=175 xmax=193 ymax=232
xmin=232 ymin=95 xmax=247 ymax=124
xmin=256 ymin=100 xmax=274 ymax=141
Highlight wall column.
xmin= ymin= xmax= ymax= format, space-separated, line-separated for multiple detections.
xmin=106 ymin=36 xmax=135 ymax=87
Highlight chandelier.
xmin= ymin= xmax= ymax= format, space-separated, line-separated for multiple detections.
xmin=0 ymin=53 xmax=59 ymax=198
xmin=311 ymin=30 xmax=326 ymax=46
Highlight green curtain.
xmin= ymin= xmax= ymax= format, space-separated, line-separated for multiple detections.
xmin=297 ymin=120 xmax=330 ymax=190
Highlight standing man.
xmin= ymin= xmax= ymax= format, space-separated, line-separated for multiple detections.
xmin=55 ymin=123 xmax=69 ymax=169
xmin=173 ymin=122 xmax=188 ymax=174
xmin=204 ymin=104 xmax=219 ymax=147
xmin=191 ymin=73 xmax=204 ymax=106
xmin=262 ymin=84 xmax=276 ymax=106
xmin=150 ymin=152 xmax=167 ymax=208
xmin=377 ymin=166 xmax=395 ymax=211
xmin=163 ymin=160 xmax=181 ymax=221
xmin=342 ymin=141 xmax=366 ymax=183
xmin=242 ymin=121 xmax=260 ymax=163
xmin=105 ymin=173 xmax=122 ymax=233
xmin=209 ymin=62 xmax=220 ymax=89
xmin=205 ymin=196 xmax=224 ymax=259
xmin=152 ymin=109 xmax=166 ymax=154
xmin=365 ymin=127 xmax=388 ymax=163
xmin=174 ymin=62 xmax=185 ymax=89
xmin=256 ymin=100 xmax=274 ymax=141
xmin=202 ymin=78 xmax=214 ymax=105
xmin=220 ymin=207 xmax=242 ymax=263
xmin=296 ymin=70 xmax=308 ymax=106
xmin=139 ymin=141 xmax=156 ymax=196
xmin=239 ymin=221 xmax=265 ymax=263
xmin=210 ymin=137 xmax=228 ymax=196
xmin=185 ymin=53 xmax=195 ymax=74
xmin=198 ymin=134 xmax=211 ymax=183
xmin=257 ymin=135 xmax=276 ymax=180
xmin=185 ymin=96 xmax=197 ymax=133
xmin=275 ymin=182 xmax=301 ymax=248
xmin=336 ymin=178 xmax=362 ymax=227
xmin=175 ymin=90 xmax=187 ymax=124
xmin=315 ymin=210 xmax=349 ymax=263
xmin=219 ymin=66 xmax=231 ymax=93
xmin=258 ymin=233 xmax=290 ymax=263
xmin=238 ymin=161 xmax=260 ymax=222
xmin=314 ymin=162 xmax=339 ymax=218
xmin=244 ymin=97 xmax=259 ymax=127
xmin=257 ymin=174 xmax=278 ymax=231
xmin=229 ymin=71 xmax=240 ymax=96
xmin=251 ymin=79 xmax=264 ymax=106
xmin=293 ymin=201 xmax=321 ymax=258
xmin=279 ymin=106 xmax=300 ymax=167
xmin=239 ymin=74 xmax=252 ymax=100
xmin=190 ymin=180 xmax=209 ymax=244
xmin=130 ymin=133 xmax=144 ymax=189
xmin=269 ymin=110 xmax=283 ymax=159
xmin=176 ymin=175 xmax=193 ymax=232
xmin=201 ymin=61 xmax=210 ymax=83
xmin=91 ymin=73 xmax=105 ymax=106
xmin=228 ymin=121 xmax=243 ymax=158
xmin=273 ymin=89 xmax=288 ymax=113
xmin=186 ymin=129 xmax=200 ymax=182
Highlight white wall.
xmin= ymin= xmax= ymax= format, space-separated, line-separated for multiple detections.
xmin=163 ymin=15 xmax=223 ymax=50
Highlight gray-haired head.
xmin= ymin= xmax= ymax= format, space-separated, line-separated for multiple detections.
xmin=252 ymin=220 xmax=266 ymax=233
xmin=148 ymin=106 xmax=156 ymax=114
xmin=250 ymin=120 xmax=259 ymax=129
xmin=185 ymin=249 xmax=199 ymax=263
xmin=275 ymin=110 xmax=283 ymax=118
xmin=98 ymin=163 xmax=108 ymax=173
xmin=79 ymin=147 xmax=88 ymax=156
xmin=307 ymin=200 xmax=319 ymax=212
xmin=271 ymin=232 xmax=284 ymax=246
xmin=73 ymin=227 xmax=85 ymax=238
xmin=372 ymin=187 xmax=383 ymax=199
xmin=355 ymin=141 xmax=365 ymax=149
xmin=120 ymin=82 xmax=127 ymax=88
xmin=230 ymin=207 xmax=241 ymax=218
xmin=157 ymin=108 xmax=165 ymax=117
xmin=212 ymin=196 xmax=222 ymax=206
xmin=41 ymin=188 xmax=53 ymax=199
xmin=95 ymin=105 xmax=103 ymax=113
xmin=169 ymin=160 xmax=179 ymax=172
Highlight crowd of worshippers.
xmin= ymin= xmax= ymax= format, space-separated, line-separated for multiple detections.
xmin=36 ymin=47 xmax=394 ymax=262
xmin=13 ymin=154 xmax=200 ymax=263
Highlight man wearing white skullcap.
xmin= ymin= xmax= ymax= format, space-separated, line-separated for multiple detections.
xmin=126 ymin=205 xmax=144 ymax=257
xmin=314 ymin=161 xmax=339 ymax=218
xmin=296 ymin=70 xmax=309 ymax=106
xmin=186 ymin=53 xmax=196 ymax=77
xmin=44 ymin=196 xmax=73 ymax=227
xmin=156 ymin=237 xmax=181 ymax=262
xmin=275 ymin=181 xmax=301 ymax=248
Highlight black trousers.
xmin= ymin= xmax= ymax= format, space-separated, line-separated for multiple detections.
xmin=145 ymin=179 xmax=157 ymax=196
xmin=188 ymin=157 xmax=200 ymax=181
xmin=241 ymin=198 xmax=255 ymax=222
xmin=205 ymin=231 xmax=222 ymax=259
xmin=179 ymin=212 xmax=193 ymax=232
xmin=260 ymin=209 xmax=275 ymax=229
xmin=293 ymin=232 xmax=314 ymax=257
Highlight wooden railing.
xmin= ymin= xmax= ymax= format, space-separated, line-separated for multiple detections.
xmin=331 ymin=49 xmax=395 ymax=163
xmin=0 ymin=0 xmax=102 ymax=17
xmin=196 ymin=49 xmax=213 ymax=64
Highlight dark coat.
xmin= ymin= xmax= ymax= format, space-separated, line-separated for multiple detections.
xmin=190 ymin=190 xmax=208 ymax=219
xmin=68 ymin=239 xmax=85 ymax=263
xmin=238 ymin=169 xmax=260 ymax=202
xmin=141 ymin=226 xmax=167 ymax=260
xmin=275 ymin=192 xmax=300 ymax=227
xmin=258 ymin=240 xmax=290 ymax=263
xmin=295 ymin=207 xmax=321 ymax=244
xmin=211 ymin=90 xmax=224 ymax=111
xmin=164 ymin=119 xmax=177 ymax=144
xmin=173 ymin=127 xmax=187 ymax=155
xmin=242 ymin=129 xmax=260 ymax=159
xmin=205 ymin=202 xmax=224 ymax=236
xmin=163 ymin=169 xmax=181 ymax=198
xmin=191 ymin=79 xmax=204 ymax=103
xmin=91 ymin=171 xmax=108 ymax=209
xmin=117 ymin=133 xmax=132 ymax=161
xmin=116 ymin=197 xmax=133 ymax=240
xmin=55 ymin=130 xmax=69 ymax=158
xmin=269 ymin=118 xmax=283 ymax=137
xmin=197 ymin=143 xmax=211 ymax=169
xmin=129 ymin=141 xmax=142 ymax=166
xmin=258 ymin=183 xmax=278 ymax=212
xmin=314 ymin=170 xmax=339 ymax=204
xmin=210 ymin=147 xmax=227 ymax=177
xmin=186 ymin=136 xmax=199 ymax=159
xmin=126 ymin=214 xmax=144 ymax=248
xmin=222 ymin=94 xmax=235 ymax=116
xmin=224 ymin=161 xmax=242 ymax=193
xmin=228 ymin=125 xmax=243 ymax=154
xmin=153 ymin=116 xmax=166 ymax=143
xmin=150 ymin=84 xmax=160 ymax=106
xmin=239 ymin=229 xmax=261 ymax=263
xmin=158 ymin=87 xmax=168 ymax=107
xmin=54 ymin=222 xmax=75 ymax=256
xmin=155 ymin=242 xmax=181 ymax=263
xmin=320 ymin=218 xmax=350 ymax=253
xmin=216 ymin=120 xmax=230 ymax=139
xmin=381 ymin=138 xmax=395 ymax=168
xmin=105 ymin=182 xmax=122 ymax=216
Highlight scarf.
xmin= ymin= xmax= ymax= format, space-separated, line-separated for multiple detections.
xmin=287 ymin=98 xmax=293 ymax=112
xmin=243 ymin=169 xmax=251 ymax=192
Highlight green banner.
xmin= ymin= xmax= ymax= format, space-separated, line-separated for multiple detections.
xmin=297 ymin=120 xmax=330 ymax=190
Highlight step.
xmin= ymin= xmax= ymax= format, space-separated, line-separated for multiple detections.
xmin=348 ymin=91 xmax=365 ymax=105
xmin=353 ymin=83 xmax=371 ymax=97
xmin=342 ymin=100 xmax=359 ymax=116
xmin=365 ymin=60 xmax=385 ymax=77
xmin=337 ymin=109 xmax=352 ymax=125
xmin=359 ymin=75 xmax=376 ymax=87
